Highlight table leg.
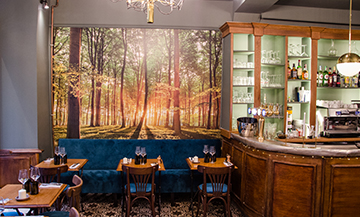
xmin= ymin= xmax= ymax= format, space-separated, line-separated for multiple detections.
xmin=121 ymin=171 xmax=125 ymax=217
xmin=158 ymin=171 xmax=162 ymax=215
xmin=190 ymin=170 xmax=194 ymax=216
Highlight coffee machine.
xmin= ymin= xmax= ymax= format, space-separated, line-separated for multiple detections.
xmin=322 ymin=107 xmax=360 ymax=138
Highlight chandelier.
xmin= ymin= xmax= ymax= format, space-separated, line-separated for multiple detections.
xmin=111 ymin=0 xmax=184 ymax=23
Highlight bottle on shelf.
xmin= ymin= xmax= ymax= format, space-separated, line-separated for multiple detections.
xmin=317 ymin=65 xmax=323 ymax=87
xmin=328 ymin=67 xmax=333 ymax=87
xmin=292 ymin=63 xmax=297 ymax=79
xmin=358 ymin=71 xmax=360 ymax=87
xmin=332 ymin=67 xmax=337 ymax=87
xmin=345 ymin=76 xmax=350 ymax=88
xmin=353 ymin=74 xmax=358 ymax=87
xmin=297 ymin=60 xmax=302 ymax=79
xmin=322 ymin=66 xmax=328 ymax=87
xmin=302 ymin=64 xmax=308 ymax=80
xmin=287 ymin=60 xmax=291 ymax=79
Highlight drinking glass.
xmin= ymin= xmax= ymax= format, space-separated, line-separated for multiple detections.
xmin=301 ymin=45 xmax=308 ymax=57
xmin=140 ymin=147 xmax=146 ymax=165
xmin=203 ymin=145 xmax=209 ymax=155
xmin=0 ymin=197 xmax=4 ymax=215
xmin=328 ymin=39 xmax=337 ymax=56
xmin=209 ymin=146 xmax=216 ymax=163
xmin=30 ymin=167 xmax=40 ymax=182
xmin=18 ymin=169 xmax=29 ymax=189
xmin=135 ymin=146 xmax=141 ymax=156
xmin=60 ymin=147 xmax=66 ymax=164
xmin=54 ymin=146 xmax=60 ymax=156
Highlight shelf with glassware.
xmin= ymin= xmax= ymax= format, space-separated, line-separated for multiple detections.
xmin=260 ymin=35 xmax=286 ymax=133
xmin=230 ymin=33 xmax=255 ymax=132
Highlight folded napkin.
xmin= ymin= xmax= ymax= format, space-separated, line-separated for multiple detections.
xmin=150 ymin=163 xmax=161 ymax=169
xmin=1 ymin=198 xmax=11 ymax=204
xmin=69 ymin=163 xmax=80 ymax=169
xmin=44 ymin=158 xmax=53 ymax=163
xmin=40 ymin=183 xmax=62 ymax=188
xmin=223 ymin=162 xmax=233 ymax=166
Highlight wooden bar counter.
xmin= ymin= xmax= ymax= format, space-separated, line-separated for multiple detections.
xmin=223 ymin=133 xmax=360 ymax=217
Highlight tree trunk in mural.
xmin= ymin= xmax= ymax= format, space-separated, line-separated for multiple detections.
xmin=207 ymin=30 xmax=213 ymax=129
xmin=137 ymin=29 xmax=148 ymax=131
xmin=120 ymin=28 xmax=127 ymax=128
xmin=173 ymin=29 xmax=181 ymax=134
xmin=67 ymin=27 xmax=81 ymax=138
xmin=165 ymin=30 xmax=172 ymax=128
xmin=213 ymin=31 xmax=222 ymax=129
xmin=112 ymin=64 xmax=117 ymax=125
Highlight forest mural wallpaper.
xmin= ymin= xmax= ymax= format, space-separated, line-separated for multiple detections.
xmin=52 ymin=27 xmax=222 ymax=142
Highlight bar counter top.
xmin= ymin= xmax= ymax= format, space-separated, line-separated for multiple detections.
xmin=231 ymin=133 xmax=360 ymax=157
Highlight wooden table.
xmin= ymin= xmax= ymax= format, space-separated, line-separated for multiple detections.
xmin=35 ymin=158 xmax=88 ymax=177
xmin=186 ymin=157 xmax=236 ymax=216
xmin=117 ymin=159 xmax=165 ymax=216
xmin=0 ymin=184 xmax=66 ymax=214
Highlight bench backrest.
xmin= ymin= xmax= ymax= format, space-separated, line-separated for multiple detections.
xmin=59 ymin=139 xmax=222 ymax=170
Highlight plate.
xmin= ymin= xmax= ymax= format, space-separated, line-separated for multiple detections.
xmin=16 ymin=194 xmax=30 ymax=201
xmin=192 ymin=160 xmax=200 ymax=164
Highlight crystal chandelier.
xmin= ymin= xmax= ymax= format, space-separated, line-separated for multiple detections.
xmin=111 ymin=0 xmax=184 ymax=23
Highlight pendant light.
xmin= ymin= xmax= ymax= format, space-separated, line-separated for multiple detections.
xmin=336 ymin=0 xmax=360 ymax=77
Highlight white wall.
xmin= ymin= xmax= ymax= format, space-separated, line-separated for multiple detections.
xmin=0 ymin=0 xmax=39 ymax=149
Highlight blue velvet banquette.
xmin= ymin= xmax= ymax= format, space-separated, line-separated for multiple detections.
xmin=59 ymin=139 xmax=222 ymax=194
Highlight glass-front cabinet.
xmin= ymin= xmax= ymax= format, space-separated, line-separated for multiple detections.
xmin=261 ymin=35 xmax=285 ymax=133
xmin=220 ymin=22 xmax=360 ymax=139
xmin=232 ymin=34 xmax=255 ymax=131
xmin=287 ymin=37 xmax=311 ymax=126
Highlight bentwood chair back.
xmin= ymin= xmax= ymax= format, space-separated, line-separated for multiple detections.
xmin=122 ymin=164 xmax=158 ymax=217
xmin=38 ymin=165 xmax=68 ymax=183
xmin=69 ymin=207 xmax=80 ymax=217
xmin=196 ymin=165 xmax=234 ymax=217
xmin=66 ymin=175 xmax=83 ymax=211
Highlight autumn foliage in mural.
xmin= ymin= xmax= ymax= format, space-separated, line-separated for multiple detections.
xmin=52 ymin=27 xmax=222 ymax=141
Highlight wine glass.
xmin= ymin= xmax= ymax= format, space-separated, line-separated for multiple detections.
xmin=140 ymin=147 xmax=146 ymax=165
xmin=0 ymin=196 xmax=4 ymax=215
xmin=60 ymin=147 xmax=66 ymax=164
xmin=54 ymin=146 xmax=60 ymax=157
xmin=203 ymin=145 xmax=209 ymax=156
xmin=209 ymin=146 xmax=216 ymax=163
xmin=18 ymin=169 xmax=29 ymax=189
xmin=328 ymin=39 xmax=337 ymax=56
xmin=300 ymin=45 xmax=308 ymax=57
xmin=30 ymin=167 xmax=40 ymax=182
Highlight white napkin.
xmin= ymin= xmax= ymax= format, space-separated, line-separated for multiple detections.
xmin=151 ymin=163 xmax=161 ymax=169
xmin=40 ymin=183 xmax=62 ymax=188
xmin=44 ymin=158 xmax=53 ymax=163
xmin=1 ymin=198 xmax=11 ymax=204
xmin=69 ymin=163 xmax=80 ymax=169
xmin=223 ymin=162 xmax=233 ymax=166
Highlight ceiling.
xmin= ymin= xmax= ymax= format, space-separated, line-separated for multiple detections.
xmin=233 ymin=0 xmax=360 ymax=13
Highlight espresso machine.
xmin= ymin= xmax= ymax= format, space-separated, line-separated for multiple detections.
xmin=321 ymin=107 xmax=360 ymax=138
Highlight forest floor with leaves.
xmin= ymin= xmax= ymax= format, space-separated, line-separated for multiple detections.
xmin=54 ymin=125 xmax=221 ymax=144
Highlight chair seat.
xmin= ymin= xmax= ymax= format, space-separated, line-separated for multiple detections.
xmin=199 ymin=183 xmax=228 ymax=193
xmin=40 ymin=211 xmax=69 ymax=217
xmin=2 ymin=211 xmax=23 ymax=216
xmin=127 ymin=183 xmax=152 ymax=193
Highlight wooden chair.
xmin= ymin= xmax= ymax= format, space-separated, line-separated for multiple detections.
xmin=196 ymin=165 xmax=234 ymax=217
xmin=122 ymin=164 xmax=158 ymax=217
xmin=65 ymin=175 xmax=83 ymax=211
xmin=38 ymin=164 xmax=68 ymax=183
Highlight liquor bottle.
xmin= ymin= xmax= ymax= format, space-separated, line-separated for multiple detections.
xmin=30 ymin=180 xmax=39 ymax=195
xmin=353 ymin=75 xmax=358 ymax=88
xmin=54 ymin=154 xmax=60 ymax=165
xmin=358 ymin=71 xmax=360 ymax=87
xmin=345 ymin=76 xmax=350 ymax=88
xmin=318 ymin=65 xmax=323 ymax=87
xmin=337 ymin=69 xmax=341 ymax=87
xmin=332 ymin=67 xmax=337 ymax=87
xmin=287 ymin=60 xmax=291 ymax=79
xmin=297 ymin=60 xmax=302 ymax=79
xmin=24 ymin=179 xmax=31 ymax=193
xmin=292 ymin=63 xmax=297 ymax=79
xmin=328 ymin=67 xmax=333 ymax=87
xmin=302 ymin=64 xmax=309 ymax=80
xmin=323 ymin=66 xmax=328 ymax=87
